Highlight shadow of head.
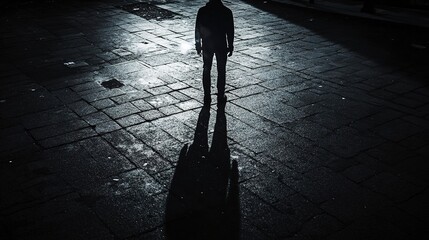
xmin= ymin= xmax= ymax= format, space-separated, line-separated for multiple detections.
xmin=165 ymin=105 xmax=240 ymax=240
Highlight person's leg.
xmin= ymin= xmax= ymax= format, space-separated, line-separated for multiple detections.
xmin=203 ymin=50 xmax=214 ymax=104
xmin=215 ymin=50 xmax=227 ymax=101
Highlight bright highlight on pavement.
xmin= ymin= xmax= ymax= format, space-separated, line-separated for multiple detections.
xmin=179 ymin=41 xmax=193 ymax=54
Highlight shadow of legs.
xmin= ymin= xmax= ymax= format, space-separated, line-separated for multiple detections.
xmin=165 ymin=105 xmax=240 ymax=240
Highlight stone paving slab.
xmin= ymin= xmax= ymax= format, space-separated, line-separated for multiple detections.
xmin=1 ymin=0 xmax=429 ymax=239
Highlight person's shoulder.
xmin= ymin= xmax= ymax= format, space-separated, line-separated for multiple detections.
xmin=222 ymin=4 xmax=232 ymax=13
xmin=198 ymin=5 xmax=207 ymax=13
xmin=223 ymin=5 xmax=232 ymax=14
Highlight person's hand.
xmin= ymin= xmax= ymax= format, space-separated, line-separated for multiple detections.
xmin=196 ymin=43 xmax=202 ymax=56
xmin=228 ymin=46 xmax=234 ymax=57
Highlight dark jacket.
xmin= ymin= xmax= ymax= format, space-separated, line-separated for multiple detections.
xmin=195 ymin=0 xmax=234 ymax=52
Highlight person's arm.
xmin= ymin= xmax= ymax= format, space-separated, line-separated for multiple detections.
xmin=227 ymin=10 xmax=234 ymax=56
xmin=195 ymin=9 xmax=202 ymax=55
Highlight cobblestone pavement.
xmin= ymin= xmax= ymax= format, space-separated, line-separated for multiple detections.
xmin=1 ymin=0 xmax=428 ymax=239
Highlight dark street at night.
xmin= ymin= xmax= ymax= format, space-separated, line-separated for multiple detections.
xmin=1 ymin=0 xmax=428 ymax=239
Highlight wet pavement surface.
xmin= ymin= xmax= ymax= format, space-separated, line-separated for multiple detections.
xmin=1 ymin=0 xmax=429 ymax=239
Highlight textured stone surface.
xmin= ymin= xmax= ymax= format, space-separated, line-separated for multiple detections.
xmin=1 ymin=0 xmax=428 ymax=239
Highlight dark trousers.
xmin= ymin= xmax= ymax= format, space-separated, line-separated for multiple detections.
xmin=202 ymin=49 xmax=227 ymax=98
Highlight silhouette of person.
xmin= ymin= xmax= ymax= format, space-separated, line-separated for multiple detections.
xmin=195 ymin=0 xmax=234 ymax=105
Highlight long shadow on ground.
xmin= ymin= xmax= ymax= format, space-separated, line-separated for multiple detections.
xmin=165 ymin=103 xmax=240 ymax=240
